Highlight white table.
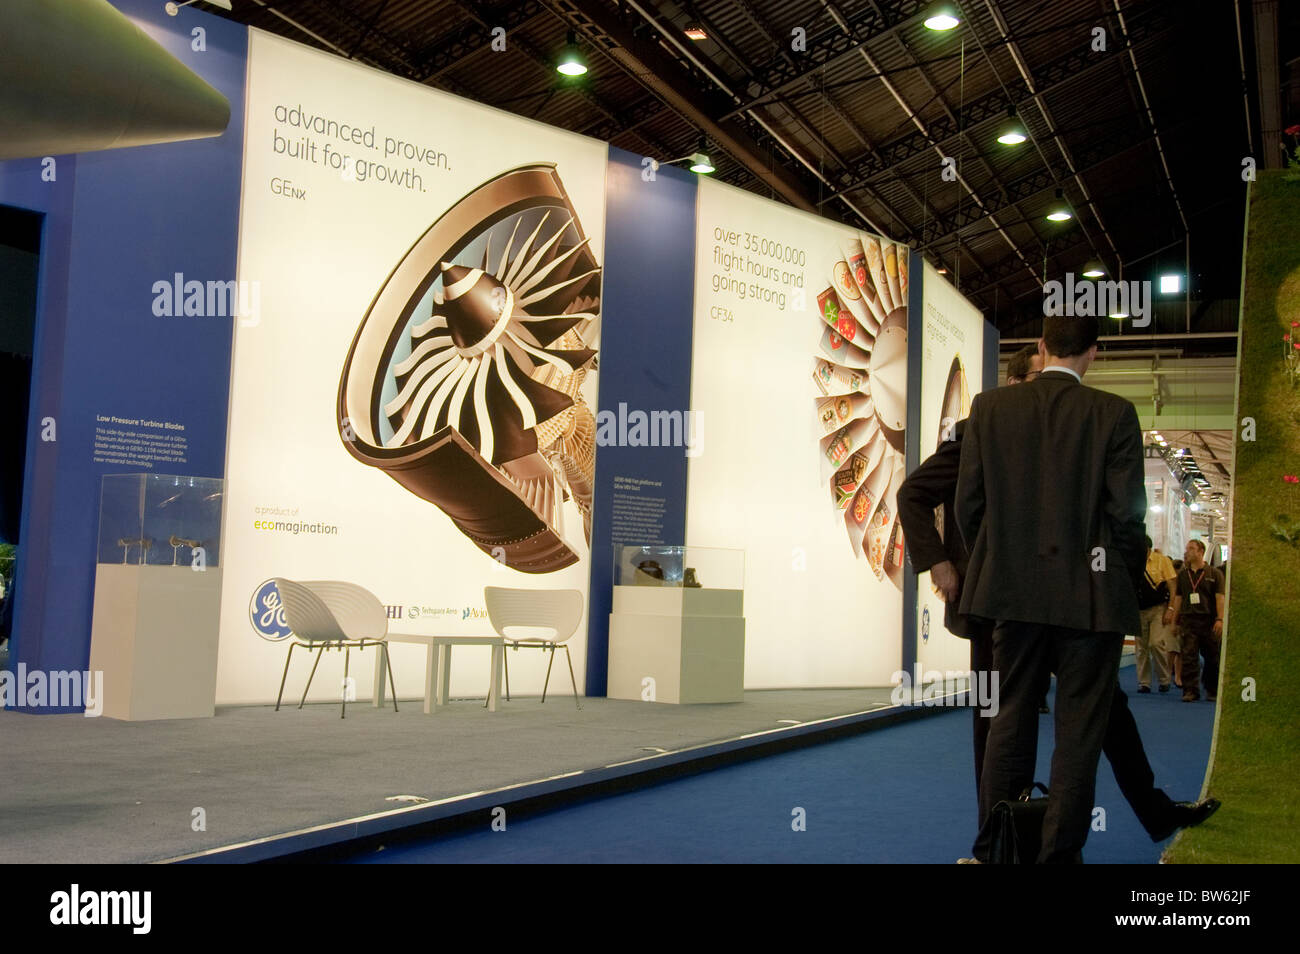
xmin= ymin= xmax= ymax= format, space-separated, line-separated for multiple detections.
xmin=374 ymin=634 xmax=505 ymax=713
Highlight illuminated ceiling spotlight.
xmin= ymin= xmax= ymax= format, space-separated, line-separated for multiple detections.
xmin=556 ymin=31 xmax=588 ymax=76
xmin=997 ymin=106 xmax=1026 ymax=145
xmin=923 ymin=2 xmax=961 ymax=30
xmin=684 ymin=24 xmax=708 ymax=40
xmin=1160 ymin=273 xmax=1182 ymax=294
xmin=1045 ymin=188 xmax=1072 ymax=222
xmin=1082 ymin=259 xmax=1106 ymax=278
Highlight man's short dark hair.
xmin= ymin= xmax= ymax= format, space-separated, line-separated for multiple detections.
xmin=1006 ymin=344 xmax=1038 ymax=383
xmin=1042 ymin=314 xmax=1099 ymax=358
xmin=1187 ymin=538 xmax=1206 ymax=553
xmin=1145 ymin=534 xmax=1153 ymax=550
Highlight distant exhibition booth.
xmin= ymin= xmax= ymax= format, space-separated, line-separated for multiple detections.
xmin=0 ymin=0 xmax=1003 ymax=862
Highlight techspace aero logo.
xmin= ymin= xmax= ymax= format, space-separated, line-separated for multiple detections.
xmin=249 ymin=579 xmax=293 ymax=642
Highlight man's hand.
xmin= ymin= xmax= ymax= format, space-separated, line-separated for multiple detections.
xmin=1213 ymin=619 xmax=1223 ymax=638
xmin=1162 ymin=608 xmax=1174 ymax=627
xmin=930 ymin=560 xmax=960 ymax=603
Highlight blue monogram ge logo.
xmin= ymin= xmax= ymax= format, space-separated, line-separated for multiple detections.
xmin=250 ymin=579 xmax=293 ymax=642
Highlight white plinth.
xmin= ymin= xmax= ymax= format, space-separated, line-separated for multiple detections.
xmin=88 ymin=564 xmax=223 ymax=720
xmin=607 ymin=586 xmax=745 ymax=704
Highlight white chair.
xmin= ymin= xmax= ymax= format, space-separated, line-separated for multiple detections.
xmin=484 ymin=587 xmax=584 ymax=710
xmin=273 ymin=579 xmax=398 ymax=719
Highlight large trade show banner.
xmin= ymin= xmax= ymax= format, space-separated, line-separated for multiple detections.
xmin=914 ymin=262 xmax=985 ymax=674
xmin=217 ymin=31 xmax=608 ymax=703
xmin=687 ymin=177 xmax=910 ymax=686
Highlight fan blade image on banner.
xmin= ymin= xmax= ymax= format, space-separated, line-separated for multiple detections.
xmin=812 ymin=358 xmax=868 ymax=397
xmin=811 ymin=232 xmax=908 ymax=564
xmin=818 ymin=324 xmax=872 ymax=370
xmin=338 ymin=163 xmax=600 ymax=573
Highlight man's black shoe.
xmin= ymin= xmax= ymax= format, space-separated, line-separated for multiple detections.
xmin=1137 ymin=685 xmax=1151 ymax=694
xmin=1149 ymin=798 xmax=1222 ymax=842
xmin=1158 ymin=684 xmax=1170 ymax=693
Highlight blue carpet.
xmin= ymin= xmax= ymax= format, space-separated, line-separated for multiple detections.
xmin=346 ymin=665 xmax=1214 ymax=863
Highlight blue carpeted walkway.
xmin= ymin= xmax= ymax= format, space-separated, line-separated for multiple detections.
xmin=345 ymin=666 xmax=1214 ymax=863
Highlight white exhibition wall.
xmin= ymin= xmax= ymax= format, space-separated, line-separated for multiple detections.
xmin=216 ymin=31 xmax=608 ymax=704
xmin=686 ymin=177 xmax=912 ymax=687
xmin=914 ymin=261 xmax=986 ymax=675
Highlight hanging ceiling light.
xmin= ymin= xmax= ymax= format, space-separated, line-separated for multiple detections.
xmin=923 ymin=2 xmax=961 ymax=30
xmin=1082 ymin=259 xmax=1106 ymax=278
xmin=996 ymin=106 xmax=1026 ymax=145
xmin=1046 ymin=188 xmax=1072 ymax=222
xmin=556 ymin=31 xmax=587 ymax=76
xmin=689 ymin=151 xmax=715 ymax=174
xmin=684 ymin=24 xmax=708 ymax=40
xmin=688 ymin=136 xmax=715 ymax=174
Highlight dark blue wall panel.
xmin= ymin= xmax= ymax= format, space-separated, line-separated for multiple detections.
xmin=585 ymin=148 xmax=697 ymax=695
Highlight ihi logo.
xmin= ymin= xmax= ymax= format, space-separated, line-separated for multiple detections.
xmin=249 ymin=579 xmax=293 ymax=641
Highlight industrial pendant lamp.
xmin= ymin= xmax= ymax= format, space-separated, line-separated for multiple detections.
xmin=556 ymin=31 xmax=587 ymax=76
xmin=1045 ymin=188 xmax=1072 ymax=222
xmin=996 ymin=106 xmax=1026 ymax=145
xmin=1082 ymin=259 xmax=1105 ymax=278
xmin=923 ymin=2 xmax=961 ymax=30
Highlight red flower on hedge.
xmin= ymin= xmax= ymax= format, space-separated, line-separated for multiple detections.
xmin=1286 ymin=475 xmax=1300 ymax=484
xmin=1286 ymin=124 xmax=1300 ymax=136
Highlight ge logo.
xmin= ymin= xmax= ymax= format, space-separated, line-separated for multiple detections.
xmin=408 ymin=606 xmax=421 ymax=619
xmin=250 ymin=579 xmax=293 ymax=642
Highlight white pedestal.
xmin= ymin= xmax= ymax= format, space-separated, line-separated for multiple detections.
xmin=88 ymin=564 xmax=223 ymax=720
xmin=607 ymin=586 xmax=745 ymax=704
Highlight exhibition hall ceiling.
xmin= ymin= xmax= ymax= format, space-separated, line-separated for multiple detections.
xmin=210 ymin=0 xmax=1266 ymax=351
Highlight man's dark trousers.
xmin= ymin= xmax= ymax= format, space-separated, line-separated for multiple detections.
xmin=974 ymin=621 xmax=1123 ymax=863
xmin=1180 ymin=616 xmax=1220 ymax=698
xmin=1106 ymin=687 xmax=1179 ymax=837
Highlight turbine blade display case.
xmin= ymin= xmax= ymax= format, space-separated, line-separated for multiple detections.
xmin=89 ymin=475 xmax=224 ymax=720
xmin=608 ymin=545 xmax=746 ymax=704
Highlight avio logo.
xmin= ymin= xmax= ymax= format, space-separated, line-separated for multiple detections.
xmin=249 ymin=579 xmax=293 ymax=642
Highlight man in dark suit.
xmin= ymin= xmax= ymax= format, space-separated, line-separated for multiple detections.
xmin=956 ymin=315 xmax=1146 ymax=863
xmin=898 ymin=345 xmax=1042 ymax=800
xmin=901 ymin=345 xmax=1218 ymax=853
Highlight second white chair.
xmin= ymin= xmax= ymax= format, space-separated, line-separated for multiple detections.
xmin=484 ymin=586 xmax=584 ymax=710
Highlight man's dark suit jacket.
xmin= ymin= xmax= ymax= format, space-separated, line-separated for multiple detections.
xmin=954 ymin=369 xmax=1147 ymax=635
xmin=897 ymin=420 xmax=974 ymax=638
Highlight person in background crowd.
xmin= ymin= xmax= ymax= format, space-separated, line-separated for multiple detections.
xmin=1167 ymin=558 xmax=1185 ymax=686
xmin=1170 ymin=539 xmax=1225 ymax=702
xmin=1135 ymin=535 xmax=1178 ymax=693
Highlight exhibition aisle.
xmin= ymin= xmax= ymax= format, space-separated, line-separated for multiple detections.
xmin=343 ymin=670 xmax=1215 ymax=864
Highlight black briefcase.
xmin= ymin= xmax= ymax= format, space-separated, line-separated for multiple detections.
xmin=988 ymin=783 xmax=1049 ymax=864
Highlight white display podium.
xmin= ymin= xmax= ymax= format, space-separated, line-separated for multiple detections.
xmin=88 ymin=564 xmax=223 ymax=720
xmin=88 ymin=474 xmax=225 ymax=721
xmin=607 ymin=584 xmax=745 ymax=705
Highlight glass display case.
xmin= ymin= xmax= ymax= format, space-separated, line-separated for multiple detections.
xmin=609 ymin=545 xmax=746 ymax=704
xmin=96 ymin=474 xmax=223 ymax=567
xmin=613 ymin=544 xmax=745 ymax=591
